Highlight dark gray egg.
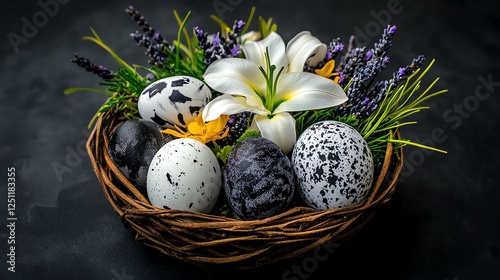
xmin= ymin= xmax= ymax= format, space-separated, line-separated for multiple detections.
xmin=108 ymin=119 xmax=171 ymax=198
xmin=223 ymin=137 xmax=295 ymax=220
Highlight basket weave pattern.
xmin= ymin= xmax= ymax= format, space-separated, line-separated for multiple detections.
xmin=86 ymin=110 xmax=404 ymax=269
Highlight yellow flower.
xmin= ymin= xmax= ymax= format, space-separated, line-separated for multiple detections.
xmin=162 ymin=112 xmax=230 ymax=144
xmin=315 ymin=60 xmax=340 ymax=83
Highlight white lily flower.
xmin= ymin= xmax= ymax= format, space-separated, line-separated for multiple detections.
xmin=202 ymin=31 xmax=347 ymax=153
xmin=286 ymin=31 xmax=328 ymax=72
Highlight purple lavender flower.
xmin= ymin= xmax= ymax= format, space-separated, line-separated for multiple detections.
xmin=213 ymin=32 xmax=221 ymax=48
xmin=365 ymin=50 xmax=373 ymax=61
xmin=194 ymin=20 xmax=245 ymax=66
xmin=71 ymin=54 xmax=115 ymax=80
xmin=230 ymin=45 xmax=240 ymax=57
xmin=335 ymin=25 xmax=428 ymax=119
xmin=236 ymin=20 xmax=245 ymax=30
xmin=388 ymin=25 xmax=397 ymax=35
xmin=216 ymin=111 xmax=254 ymax=147
xmin=126 ymin=6 xmax=171 ymax=68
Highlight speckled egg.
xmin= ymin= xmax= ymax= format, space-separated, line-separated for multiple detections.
xmin=292 ymin=120 xmax=374 ymax=210
xmin=138 ymin=76 xmax=212 ymax=128
xmin=108 ymin=119 xmax=171 ymax=198
xmin=223 ymin=137 xmax=295 ymax=220
xmin=147 ymin=138 xmax=221 ymax=213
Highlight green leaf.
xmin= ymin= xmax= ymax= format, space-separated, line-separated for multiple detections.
xmin=237 ymin=130 xmax=260 ymax=142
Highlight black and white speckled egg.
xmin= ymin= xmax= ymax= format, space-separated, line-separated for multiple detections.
xmin=292 ymin=120 xmax=374 ymax=210
xmin=147 ymin=138 xmax=221 ymax=213
xmin=107 ymin=119 xmax=171 ymax=198
xmin=138 ymin=76 xmax=212 ymax=128
xmin=223 ymin=137 xmax=295 ymax=220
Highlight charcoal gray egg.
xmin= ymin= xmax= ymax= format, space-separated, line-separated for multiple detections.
xmin=292 ymin=120 xmax=374 ymax=210
xmin=108 ymin=119 xmax=171 ymax=198
xmin=223 ymin=137 xmax=295 ymax=220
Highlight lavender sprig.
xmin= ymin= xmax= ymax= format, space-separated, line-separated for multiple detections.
xmin=338 ymin=55 xmax=426 ymax=118
xmin=71 ymin=54 xmax=115 ymax=80
xmin=335 ymin=25 xmax=398 ymax=118
xmin=195 ymin=19 xmax=245 ymax=66
xmin=338 ymin=25 xmax=396 ymax=86
xmin=126 ymin=6 xmax=172 ymax=67
xmin=217 ymin=111 xmax=254 ymax=147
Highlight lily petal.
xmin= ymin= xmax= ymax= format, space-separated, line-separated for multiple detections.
xmin=242 ymin=31 xmax=288 ymax=72
xmin=203 ymin=58 xmax=267 ymax=108
xmin=286 ymin=31 xmax=327 ymax=73
xmin=202 ymin=94 xmax=269 ymax=122
xmin=240 ymin=31 xmax=261 ymax=44
xmin=273 ymin=72 xmax=348 ymax=114
xmin=252 ymin=113 xmax=297 ymax=154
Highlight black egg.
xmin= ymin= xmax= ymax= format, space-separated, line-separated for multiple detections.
xmin=108 ymin=119 xmax=171 ymax=198
xmin=223 ymin=137 xmax=295 ymax=220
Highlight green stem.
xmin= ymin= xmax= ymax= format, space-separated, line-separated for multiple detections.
xmin=389 ymin=139 xmax=447 ymax=154
xmin=64 ymin=87 xmax=112 ymax=96
xmin=175 ymin=11 xmax=192 ymax=70
xmin=241 ymin=7 xmax=256 ymax=35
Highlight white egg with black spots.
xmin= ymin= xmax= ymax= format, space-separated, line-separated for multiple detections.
xmin=138 ymin=76 xmax=212 ymax=128
xmin=223 ymin=137 xmax=295 ymax=220
xmin=292 ymin=120 xmax=374 ymax=210
xmin=147 ymin=138 xmax=222 ymax=213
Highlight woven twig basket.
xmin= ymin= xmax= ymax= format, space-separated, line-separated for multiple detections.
xmin=86 ymin=110 xmax=404 ymax=269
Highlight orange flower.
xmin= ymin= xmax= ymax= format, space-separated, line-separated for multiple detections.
xmin=315 ymin=60 xmax=340 ymax=83
xmin=162 ymin=111 xmax=229 ymax=144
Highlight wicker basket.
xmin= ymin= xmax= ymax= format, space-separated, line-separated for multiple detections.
xmin=86 ymin=110 xmax=404 ymax=269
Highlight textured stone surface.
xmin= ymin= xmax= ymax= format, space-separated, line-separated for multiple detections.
xmin=224 ymin=137 xmax=295 ymax=220
xmin=108 ymin=119 xmax=170 ymax=198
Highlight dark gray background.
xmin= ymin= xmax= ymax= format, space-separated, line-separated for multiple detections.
xmin=1 ymin=0 xmax=499 ymax=279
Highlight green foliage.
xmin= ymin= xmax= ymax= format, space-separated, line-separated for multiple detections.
xmin=212 ymin=130 xmax=261 ymax=163
xmin=67 ymin=6 xmax=447 ymax=167
xmin=65 ymin=11 xmax=208 ymax=128
xmin=358 ymin=59 xmax=448 ymax=166
xmin=293 ymin=59 xmax=448 ymax=168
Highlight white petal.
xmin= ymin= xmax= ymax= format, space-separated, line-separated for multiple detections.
xmin=203 ymin=58 xmax=267 ymax=108
xmin=202 ymin=95 xmax=269 ymax=122
xmin=240 ymin=31 xmax=261 ymax=44
xmin=286 ymin=31 xmax=327 ymax=72
xmin=242 ymin=31 xmax=288 ymax=71
xmin=252 ymin=113 xmax=297 ymax=154
xmin=273 ymin=72 xmax=348 ymax=114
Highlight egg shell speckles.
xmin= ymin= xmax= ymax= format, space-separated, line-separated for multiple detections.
xmin=224 ymin=137 xmax=295 ymax=220
xmin=138 ymin=76 xmax=212 ymax=128
xmin=292 ymin=120 xmax=374 ymax=210
xmin=147 ymin=138 xmax=222 ymax=213
xmin=107 ymin=119 xmax=171 ymax=198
